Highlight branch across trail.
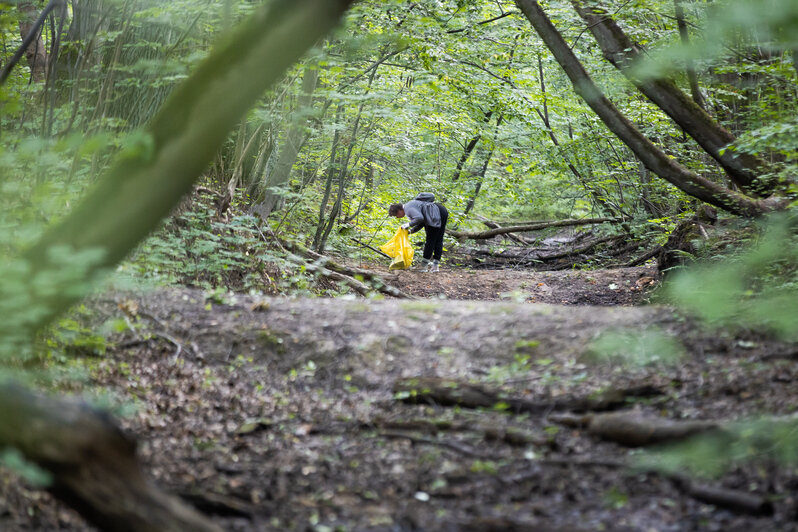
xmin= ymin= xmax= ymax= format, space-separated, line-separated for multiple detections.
xmin=447 ymin=217 xmax=623 ymax=240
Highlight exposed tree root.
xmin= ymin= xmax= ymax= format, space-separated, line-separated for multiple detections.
xmin=549 ymin=410 xmax=718 ymax=446
xmin=393 ymin=377 xmax=663 ymax=414
xmin=528 ymin=458 xmax=774 ymax=516
xmin=0 ymin=383 xmax=221 ymax=532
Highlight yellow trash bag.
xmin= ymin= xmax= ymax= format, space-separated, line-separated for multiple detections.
xmin=379 ymin=227 xmax=414 ymax=270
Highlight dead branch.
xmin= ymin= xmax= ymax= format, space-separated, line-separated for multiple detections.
xmin=624 ymin=246 xmax=663 ymax=267
xmin=0 ymin=383 xmax=221 ymax=532
xmin=473 ymin=214 xmax=530 ymax=245
xmin=548 ymin=411 xmax=718 ymax=447
xmin=447 ymin=217 xmax=623 ymax=240
xmin=256 ymin=227 xmax=415 ymax=299
xmin=350 ymin=237 xmax=392 ymax=259
xmin=678 ymin=480 xmax=774 ymax=516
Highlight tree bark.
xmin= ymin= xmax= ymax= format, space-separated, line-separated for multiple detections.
xmin=452 ymin=110 xmax=493 ymax=182
xmin=18 ymin=1 xmax=49 ymax=81
xmin=514 ymin=0 xmax=768 ymax=217
xmin=570 ymin=0 xmax=771 ymax=195
xmin=0 ymin=383 xmax=222 ymax=532
xmin=0 ymin=1 xmax=59 ymax=84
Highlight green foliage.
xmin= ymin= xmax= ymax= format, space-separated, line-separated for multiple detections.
xmin=637 ymin=417 xmax=798 ymax=478
xmin=666 ymin=214 xmax=798 ymax=340
xmin=0 ymin=449 xmax=52 ymax=487
xmin=587 ymin=327 xmax=685 ymax=366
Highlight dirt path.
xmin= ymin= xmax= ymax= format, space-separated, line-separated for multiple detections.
xmin=377 ymin=265 xmax=658 ymax=305
xmin=2 ymin=268 xmax=797 ymax=531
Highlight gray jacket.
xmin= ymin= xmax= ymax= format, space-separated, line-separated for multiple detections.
xmin=404 ymin=193 xmax=441 ymax=233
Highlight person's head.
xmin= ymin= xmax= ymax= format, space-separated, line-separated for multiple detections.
xmin=388 ymin=203 xmax=405 ymax=218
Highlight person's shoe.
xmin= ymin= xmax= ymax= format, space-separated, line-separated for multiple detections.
xmin=430 ymin=260 xmax=440 ymax=272
xmin=417 ymin=258 xmax=431 ymax=271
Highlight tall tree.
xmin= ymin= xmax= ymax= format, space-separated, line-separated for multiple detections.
xmin=570 ymin=0 xmax=773 ymax=195
xmin=514 ymin=0 xmax=771 ymax=217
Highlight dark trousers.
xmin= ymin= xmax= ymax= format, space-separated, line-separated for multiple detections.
xmin=423 ymin=204 xmax=448 ymax=261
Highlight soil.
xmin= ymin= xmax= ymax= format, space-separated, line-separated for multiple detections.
xmin=2 ymin=264 xmax=798 ymax=531
xmin=377 ymin=264 xmax=658 ymax=305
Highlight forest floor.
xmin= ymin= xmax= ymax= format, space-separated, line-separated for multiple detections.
xmin=3 ymin=262 xmax=798 ymax=531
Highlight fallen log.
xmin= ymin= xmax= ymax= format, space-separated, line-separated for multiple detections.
xmin=450 ymin=235 xmax=622 ymax=267
xmin=473 ymin=214 xmax=530 ymax=245
xmin=0 ymin=383 xmax=221 ymax=532
xmin=393 ymin=377 xmax=663 ymax=414
xmin=447 ymin=217 xmax=623 ymax=240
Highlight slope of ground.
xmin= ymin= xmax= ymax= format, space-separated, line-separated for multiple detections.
xmin=1 ymin=270 xmax=797 ymax=531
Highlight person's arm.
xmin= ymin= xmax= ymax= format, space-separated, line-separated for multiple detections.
xmin=403 ymin=203 xmax=424 ymax=232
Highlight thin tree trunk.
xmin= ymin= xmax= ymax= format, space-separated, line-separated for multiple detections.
xmin=312 ymin=105 xmax=343 ymax=250
xmin=514 ymin=0 xmax=768 ymax=217
xmin=1 ymin=0 xmax=60 ymax=84
xmin=537 ymin=56 xmax=622 ymax=217
xmin=570 ymin=0 xmax=771 ymax=195
xmin=315 ymin=56 xmax=381 ymax=252
xmin=673 ymin=0 xmax=706 ymax=110
xmin=18 ymin=1 xmax=49 ymax=81
xmin=452 ymin=110 xmax=493 ymax=182
xmin=252 ymin=63 xmax=320 ymax=219
xmin=464 ymin=114 xmax=503 ymax=216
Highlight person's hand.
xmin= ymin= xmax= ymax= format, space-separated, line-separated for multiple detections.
xmin=401 ymin=223 xmax=410 ymax=230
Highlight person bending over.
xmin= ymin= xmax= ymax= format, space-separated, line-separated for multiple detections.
xmin=388 ymin=193 xmax=448 ymax=272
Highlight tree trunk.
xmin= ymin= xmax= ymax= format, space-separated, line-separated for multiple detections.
xmin=316 ymin=59 xmax=379 ymax=252
xmin=252 ymin=63 xmax=320 ymax=219
xmin=0 ymin=383 xmax=222 ymax=532
xmin=463 ymin=114 xmax=503 ymax=216
xmin=18 ymin=1 xmax=48 ymax=82
xmin=312 ymin=105 xmax=344 ymax=250
xmin=570 ymin=0 xmax=772 ymax=195
xmin=452 ymin=110 xmax=493 ymax=182
xmin=514 ymin=0 xmax=768 ymax=217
